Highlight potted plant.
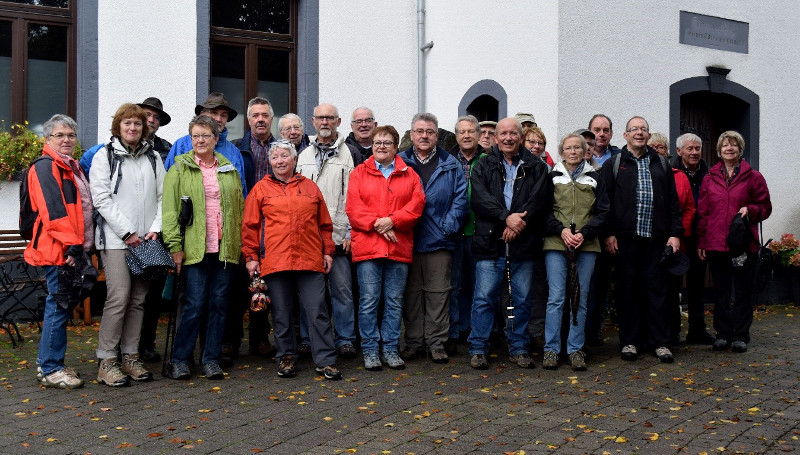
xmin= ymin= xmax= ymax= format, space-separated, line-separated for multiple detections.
xmin=768 ymin=233 xmax=800 ymax=305
xmin=0 ymin=121 xmax=82 ymax=181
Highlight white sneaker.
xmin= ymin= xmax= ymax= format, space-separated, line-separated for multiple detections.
xmin=41 ymin=367 xmax=84 ymax=389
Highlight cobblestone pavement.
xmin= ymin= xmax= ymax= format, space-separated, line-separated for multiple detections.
xmin=1 ymin=306 xmax=798 ymax=454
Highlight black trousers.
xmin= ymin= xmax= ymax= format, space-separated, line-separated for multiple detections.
xmin=614 ymin=235 xmax=670 ymax=348
xmin=684 ymin=235 xmax=709 ymax=333
xmin=707 ymin=251 xmax=755 ymax=343
xmin=222 ymin=264 xmax=272 ymax=349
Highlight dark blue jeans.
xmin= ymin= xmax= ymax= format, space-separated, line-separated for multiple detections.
xmin=449 ymin=235 xmax=475 ymax=338
xmin=172 ymin=253 xmax=233 ymax=366
xmin=37 ymin=266 xmax=70 ymax=376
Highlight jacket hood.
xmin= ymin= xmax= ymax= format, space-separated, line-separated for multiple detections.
xmin=552 ymin=160 xmax=594 ymax=179
xmin=110 ymin=136 xmax=152 ymax=158
xmin=486 ymin=144 xmax=543 ymax=171
xmin=174 ymin=149 xmax=234 ymax=170
xmin=309 ymin=132 xmax=346 ymax=149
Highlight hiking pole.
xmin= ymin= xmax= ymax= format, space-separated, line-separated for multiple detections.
xmin=162 ymin=196 xmax=193 ymax=377
xmin=505 ymin=242 xmax=514 ymax=332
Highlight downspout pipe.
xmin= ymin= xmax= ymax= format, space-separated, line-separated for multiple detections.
xmin=417 ymin=0 xmax=434 ymax=113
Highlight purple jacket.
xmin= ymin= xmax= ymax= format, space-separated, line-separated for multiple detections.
xmin=696 ymin=159 xmax=771 ymax=253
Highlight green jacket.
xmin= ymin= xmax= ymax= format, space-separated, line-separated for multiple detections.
xmin=162 ymin=151 xmax=244 ymax=266
xmin=543 ymin=161 xmax=609 ymax=253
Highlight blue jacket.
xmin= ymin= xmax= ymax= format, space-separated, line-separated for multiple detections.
xmin=163 ymin=127 xmax=248 ymax=197
xmin=400 ymin=146 xmax=468 ymax=253
xmin=231 ymin=129 xmax=277 ymax=192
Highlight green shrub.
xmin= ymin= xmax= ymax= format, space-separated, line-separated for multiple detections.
xmin=0 ymin=121 xmax=82 ymax=180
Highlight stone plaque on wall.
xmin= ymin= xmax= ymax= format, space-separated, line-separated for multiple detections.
xmin=680 ymin=11 xmax=749 ymax=54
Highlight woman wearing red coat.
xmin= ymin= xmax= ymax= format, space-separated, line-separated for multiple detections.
xmin=696 ymin=131 xmax=771 ymax=353
xmin=345 ymin=125 xmax=425 ymax=371
xmin=242 ymin=139 xmax=341 ymax=381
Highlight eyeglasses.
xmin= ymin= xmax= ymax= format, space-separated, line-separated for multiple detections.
xmin=313 ymin=115 xmax=337 ymax=122
xmin=281 ymin=125 xmax=302 ymax=132
xmin=562 ymin=145 xmax=584 ymax=152
xmin=503 ymin=165 xmax=526 ymax=182
xmin=50 ymin=133 xmax=77 ymax=140
xmin=191 ymin=134 xmax=214 ymax=141
xmin=626 ymin=126 xmax=649 ymax=133
xmin=351 ymin=118 xmax=374 ymax=125
xmin=373 ymin=140 xmax=394 ymax=148
xmin=525 ymin=139 xmax=545 ymax=147
xmin=412 ymin=129 xmax=437 ymax=136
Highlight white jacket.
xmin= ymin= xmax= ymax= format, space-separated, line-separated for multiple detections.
xmin=89 ymin=137 xmax=165 ymax=250
xmin=296 ymin=134 xmax=355 ymax=245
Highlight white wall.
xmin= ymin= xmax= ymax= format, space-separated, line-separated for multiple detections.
xmin=96 ymin=0 xmax=198 ymax=144
xmin=558 ymin=0 xmax=798 ymax=241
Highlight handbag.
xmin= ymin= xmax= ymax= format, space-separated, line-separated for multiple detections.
xmin=753 ymin=222 xmax=773 ymax=294
xmin=126 ymin=238 xmax=176 ymax=281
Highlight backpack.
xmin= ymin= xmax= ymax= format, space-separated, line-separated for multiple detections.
xmin=19 ymin=156 xmax=58 ymax=240
xmin=81 ymin=141 xmax=158 ymax=191
xmin=612 ymin=150 xmax=669 ymax=178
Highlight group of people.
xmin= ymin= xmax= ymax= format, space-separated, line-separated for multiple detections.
xmin=24 ymin=91 xmax=772 ymax=390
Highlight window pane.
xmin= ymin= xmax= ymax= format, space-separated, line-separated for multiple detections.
xmin=210 ymin=43 xmax=246 ymax=139
xmin=0 ymin=21 xmax=11 ymax=129
xmin=211 ymin=0 xmax=290 ymax=34
xmin=257 ymin=48 xmax=289 ymax=138
xmin=2 ymin=0 xmax=69 ymax=7
xmin=26 ymin=23 xmax=67 ymax=135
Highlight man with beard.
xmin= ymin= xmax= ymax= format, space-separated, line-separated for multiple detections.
xmin=295 ymin=103 xmax=363 ymax=360
xmin=345 ymin=107 xmax=377 ymax=160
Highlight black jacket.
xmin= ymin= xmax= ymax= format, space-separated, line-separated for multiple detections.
xmin=670 ymin=155 xmax=708 ymax=205
xmin=470 ymin=145 xmax=552 ymax=260
xmin=600 ymin=146 xmax=683 ymax=240
xmin=345 ymin=132 xmax=372 ymax=160
xmin=152 ymin=135 xmax=173 ymax=164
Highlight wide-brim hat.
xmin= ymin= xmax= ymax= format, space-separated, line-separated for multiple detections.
xmin=137 ymin=97 xmax=171 ymax=126
xmin=514 ymin=112 xmax=537 ymax=125
xmin=195 ymin=92 xmax=238 ymax=121
xmin=660 ymin=245 xmax=690 ymax=276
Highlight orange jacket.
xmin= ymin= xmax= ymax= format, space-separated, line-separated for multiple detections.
xmin=24 ymin=144 xmax=85 ymax=266
xmin=242 ymin=173 xmax=334 ymax=275
xmin=345 ymin=155 xmax=426 ymax=263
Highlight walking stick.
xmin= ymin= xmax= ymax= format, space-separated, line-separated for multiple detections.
xmin=505 ymin=242 xmax=514 ymax=332
xmin=162 ymin=196 xmax=193 ymax=377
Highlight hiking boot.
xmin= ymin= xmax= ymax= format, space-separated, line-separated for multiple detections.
xmin=444 ymin=337 xmax=458 ymax=356
xmin=569 ymin=351 xmax=587 ymax=371
xmin=381 ymin=351 xmax=405 ymax=370
xmin=202 ymin=363 xmax=224 ymax=380
xmin=250 ymin=341 xmax=277 ymax=358
xmin=712 ymin=338 xmax=731 ymax=351
xmin=363 ymin=352 xmax=382 ymax=371
xmin=277 ymin=355 xmax=297 ymax=378
xmin=685 ymin=330 xmax=716 ymax=345
xmin=121 ymin=354 xmax=153 ymax=382
xmin=542 ymin=350 xmax=559 ymax=370
xmin=316 ymin=364 xmax=343 ymax=380
xmin=338 ymin=344 xmax=358 ymax=359
xmin=41 ymin=367 xmax=84 ymax=389
xmin=220 ymin=343 xmax=238 ymax=366
xmin=655 ymin=346 xmax=674 ymax=363
xmin=139 ymin=347 xmax=161 ymax=363
xmin=470 ymin=354 xmax=488 ymax=370
xmin=97 ymin=358 xmax=130 ymax=387
xmin=430 ymin=349 xmax=449 ymax=364
xmin=170 ymin=362 xmax=191 ymax=380
xmin=621 ymin=344 xmax=638 ymax=361
xmin=399 ymin=346 xmax=426 ymax=360
xmin=297 ymin=343 xmax=312 ymax=358
xmin=509 ymin=353 xmax=535 ymax=369
xmin=731 ymin=340 xmax=748 ymax=353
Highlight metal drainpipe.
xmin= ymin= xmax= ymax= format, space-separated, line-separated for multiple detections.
xmin=417 ymin=0 xmax=433 ymax=113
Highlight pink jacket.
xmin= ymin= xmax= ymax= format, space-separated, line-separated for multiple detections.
xmin=696 ymin=159 xmax=771 ymax=253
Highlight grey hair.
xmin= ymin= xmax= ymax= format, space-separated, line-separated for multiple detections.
xmin=454 ymin=115 xmax=479 ymax=133
xmin=269 ymin=139 xmax=298 ymax=158
xmin=676 ymin=133 xmax=702 ymax=149
xmin=647 ymin=132 xmax=669 ymax=147
xmin=188 ymin=115 xmax=220 ymax=137
xmin=558 ymin=133 xmax=588 ymax=156
xmin=43 ymin=114 xmax=78 ymax=138
xmin=246 ymin=97 xmax=274 ymax=118
xmin=411 ymin=112 xmax=438 ymax=129
xmin=278 ymin=113 xmax=304 ymax=132
xmin=351 ymin=106 xmax=375 ymax=121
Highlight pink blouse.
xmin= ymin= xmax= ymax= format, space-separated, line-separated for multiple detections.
xmin=195 ymin=155 xmax=222 ymax=254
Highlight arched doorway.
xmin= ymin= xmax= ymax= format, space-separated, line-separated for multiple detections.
xmin=670 ymin=67 xmax=760 ymax=168
xmin=458 ymin=79 xmax=507 ymax=122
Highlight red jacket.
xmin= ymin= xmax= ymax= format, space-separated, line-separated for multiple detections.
xmin=673 ymin=168 xmax=696 ymax=238
xmin=696 ymin=159 xmax=771 ymax=253
xmin=241 ymin=173 xmax=334 ymax=275
xmin=24 ymin=144 xmax=85 ymax=266
xmin=345 ymin=155 xmax=426 ymax=263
